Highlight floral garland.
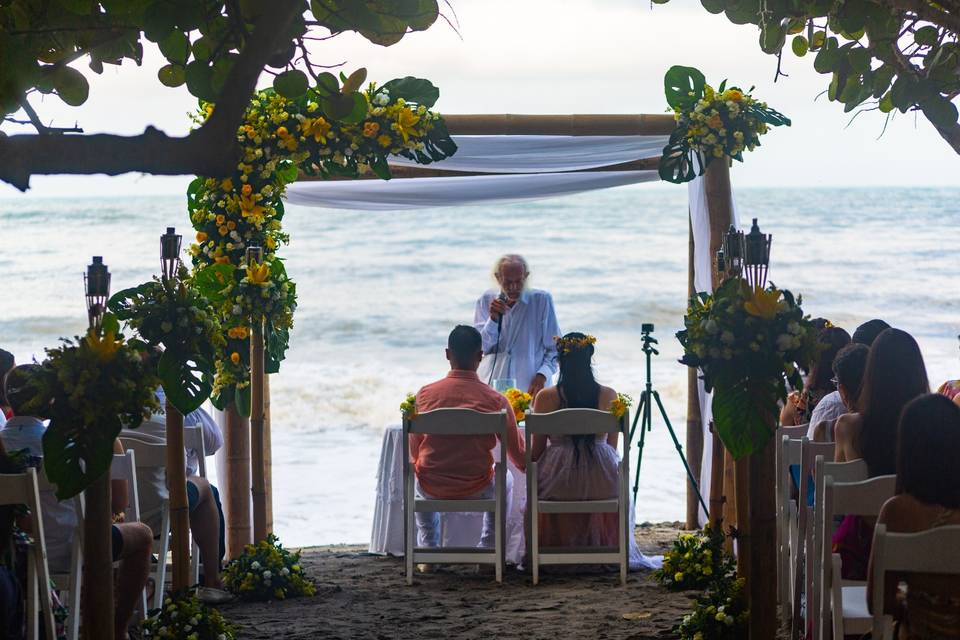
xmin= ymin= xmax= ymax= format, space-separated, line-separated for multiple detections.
xmin=141 ymin=591 xmax=236 ymax=640
xmin=676 ymin=577 xmax=749 ymax=640
xmin=677 ymin=278 xmax=818 ymax=458
xmin=503 ymin=388 xmax=532 ymax=422
xmin=554 ymin=334 xmax=596 ymax=355
xmin=400 ymin=392 xmax=417 ymax=421
xmin=610 ymin=393 xmax=632 ymax=419
xmin=659 ymin=65 xmax=790 ymax=184
xmin=223 ymin=534 xmax=316 ymax=601
xmin=23 ymin=316 xmax=160 ymax=498
xmin=654 ymin=525 xmax=734 ymax=591
xmin=189 ymin=77 xmax=455 ymax=413
xmin=108 ymin=265 xmax=224 ymax=415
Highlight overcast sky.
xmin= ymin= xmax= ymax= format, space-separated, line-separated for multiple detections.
xmin=3 ymin=0 xmax=957 ymax=198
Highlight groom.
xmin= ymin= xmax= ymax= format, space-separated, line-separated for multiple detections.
xmin=474 ymin=254 xmax=560 ymax=398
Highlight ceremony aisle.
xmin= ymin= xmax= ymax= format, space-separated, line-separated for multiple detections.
xmin=219 ymin=524 xmax=698 ymax=640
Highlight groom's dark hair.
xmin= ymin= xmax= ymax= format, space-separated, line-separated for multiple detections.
xmin=448 ymin=325 xmax=482 ymax=366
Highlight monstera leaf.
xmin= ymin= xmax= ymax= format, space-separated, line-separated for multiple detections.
xmin=42 ymin=415 xmax=122 ymax=500
xmin=711 ymin=375 xmax=780 ymax=459
xmin=664 ymin=65 xmax=706 ymax=110
xmin=658 ymin=129 xmax=702 ymax=184
xmin=158 ymin=349 xmax=213 ymax=415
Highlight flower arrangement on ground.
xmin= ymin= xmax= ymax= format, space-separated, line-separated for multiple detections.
xmin=188 ymin=74 xmax=455 ymax=415
xmin=400 ymin=392 xmax=417 ymax=421
xmin=654 ymin=525 xmax=734 ymax=591
xmin=676 ymin=577 xmax=749 ymax=640
xmin=21 ymin=315 xmax=159 ymax=498
xmin=610 ymin=393 xmax=632 ymax=419
xmin=141 ymin=591 xmax=236 ymax=640
xmin=223 ymin=534 xmax=316 ymax=601
xmin=659 ymin=65 xmax=790 ymax=184
xmin=676 ymin=278 xmax=818 ymax=458
xmin=503 ymin=388 xmax=532 ymax=423
xmin=109 ymin=265 xmax=223 ymax=415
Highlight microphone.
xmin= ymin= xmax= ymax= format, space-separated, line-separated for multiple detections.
xmin=496 ymin=292 xmax=508 ymax=331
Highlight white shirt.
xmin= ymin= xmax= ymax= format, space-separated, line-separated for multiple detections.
xmin=806 ymin=390 xmax=847 ymax=440
xmin=0 ymin=416 xmax=78 ymax=572
xmin=474 ymin=288 xmax=560 ymax=391
xmin=148 ymin=388 xmax=223 ymax=476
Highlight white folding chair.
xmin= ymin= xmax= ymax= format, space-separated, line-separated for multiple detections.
xmin=777 ymin=433 xmax=803 ymax=620
xmin=403 ymin=408 xmax=507 ymax=585
xmin=817 ymin=473 xmax=896 ymax=640
xmin=870 ymin=524 xmax=960 ymax=640
xmin=524 ymin=408 xmax=631 ymax=586
xmin=35 ymin=468 xmax=83 ymax=640
xmin=791 ymin=438 xmax=836 ymax=640
xmin=119 ymin=437 xmax=171 ymax=610
xmin=111 ymin=450 xmax=150 ymax=620
xmin=0 ymin=469 xmax=57 ymax=640
xmin=182 ymin=426 xmax=206 ymax=584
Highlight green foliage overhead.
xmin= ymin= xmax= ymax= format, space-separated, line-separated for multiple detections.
xmin=655 ymin=0 xmax=960 ymax=152
xmin=0 ymin=0 xmax=441 ymax=118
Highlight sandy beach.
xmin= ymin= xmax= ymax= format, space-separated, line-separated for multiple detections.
xmin=220 ymin=523 xmax=696 ymax=639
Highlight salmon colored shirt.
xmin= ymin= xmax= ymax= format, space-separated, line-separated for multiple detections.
xmin=411 ymin=369 xmax=526 ymax=498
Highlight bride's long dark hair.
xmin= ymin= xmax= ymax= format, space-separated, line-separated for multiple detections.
xmin=556 ymin=332 xmax=601 ymax=461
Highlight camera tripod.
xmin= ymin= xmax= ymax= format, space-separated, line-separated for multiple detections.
xmin=629 ymin=324 xmax=708 ymax=515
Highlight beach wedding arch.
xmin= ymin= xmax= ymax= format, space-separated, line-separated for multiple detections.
xmin=658 ymin=66 xmax=791 ymax=184
xmin=188 ymin=73 xmax=456 ymax=414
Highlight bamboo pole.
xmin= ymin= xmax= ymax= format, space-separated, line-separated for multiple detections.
xmin=748 ymin=415 xmax=779 ymax=640
xmin=250 ymin=320 xmax=267 ymax=542
xmin=264 ymin=373 xmax=273 ymax=534
xmin=708 ymin=430 xmax=726 ymax=530
xmin=685 ymin=214 xmax=704 ymax=530
xmin=165 ymin=399 xmax=191 ymax=592
xmin=442 ymin=113 xmax=677 ymax=136
xmin=81 ymin=471 xmax=114 ymax=640
xmin=224 ymin=403 xmax=251 ymax=558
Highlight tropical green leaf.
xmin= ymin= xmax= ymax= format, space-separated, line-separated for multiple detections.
xmin=157 ymin=349 xmax=212 ymax=415
xmin=379 ymin=76 xmax=440 ymax=107
xmin=54 ymin=66 xmax=90 ymax=106
xmin=42 ymin=414 xmax=121 ymax=500
xmin=193 ymin=263 xmax=236 ymax=303
xmin=274 ymin=69 xmax=309 ymax=99
xmin=235 ymin=384 xmax=251 ymax=417
xmin=711 ymin=377 xmax=778 ymax=459
xmin=664 ymin=65 xmax=706 ymax=110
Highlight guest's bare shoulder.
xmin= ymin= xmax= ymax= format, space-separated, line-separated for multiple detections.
xmin=834 ymin=412 xmax=862 ymax=442
xmin=598 ymin=385 xmax=618 ymax=409
xmin=533 ymin=386 xmax=560 ymax=413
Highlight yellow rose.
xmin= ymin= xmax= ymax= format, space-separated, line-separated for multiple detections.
xmin=196 ymin=231 xmax=208 ymax=242
xmin=276 ymin=126 xmax=289 ymax=138
xmin=216 ymin=214 xmax=226 ymax=225
xmin=218 ymin=225 xmax=229 ymax=236
xmin=227 ymin=221 xmax=237 ymax=230
xmin=362 ymin=121 xmax=380 ymax=137
xmin=230 ymin=352 xmax=241 ymax=364
xmin=241 ymin=183 xmax=253 ymax=196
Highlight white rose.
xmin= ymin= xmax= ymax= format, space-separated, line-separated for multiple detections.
xmin=232 ymin=305 xmax=242 ymax=315
xmin=251 ymin=561 xmax=261 ymax=569
xmin=720 ymin=330 xmax=735 ymax=344
xmin=263 ymin=570 xmax=272 ymax=579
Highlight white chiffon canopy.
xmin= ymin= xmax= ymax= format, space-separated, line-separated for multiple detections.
xmin=284 ymin=133 xmax=741 ymax=527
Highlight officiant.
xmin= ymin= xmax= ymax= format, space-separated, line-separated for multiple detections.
xmin=473 ymin=254 xmax=560 ymax=398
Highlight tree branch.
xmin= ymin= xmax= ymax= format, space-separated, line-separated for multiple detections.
xmin=0 ymin=1 xmax=302 ymax=191
xmin=874 ymin=0 xmax=960 ymax=33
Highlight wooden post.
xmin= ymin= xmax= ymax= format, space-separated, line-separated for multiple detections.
xmin=735 ymin=455 xmax=751 ymax=576
xmin=748 ymin=424 xmax=778 ymax=640
xmin=82 ymin=472 xmax=114 ymax=640
xmin=165 ymin=399 xmax=190 ymax=592
xmin=250 ymin=320 xmax=267 ymax=542
xmin=224 ymin=403 xmax=250 ymax=558
xmin=708 ymin=429 xmax=726 ymax=531
xmin=685 ymin=215 xmax=703 ymax=530
xmin=264 ymin=373 xmax=273 ymax=534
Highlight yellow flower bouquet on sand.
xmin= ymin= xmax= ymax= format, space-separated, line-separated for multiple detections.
xmin=503 ymin=388 xmax=532 ymax=423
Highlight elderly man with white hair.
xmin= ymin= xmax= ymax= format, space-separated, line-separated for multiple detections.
xmin=474 ymin=254 xmax=560 ymax=398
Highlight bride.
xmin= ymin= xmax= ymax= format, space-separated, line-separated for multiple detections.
xmin=529 ymin=332 xmax=660 ymax=570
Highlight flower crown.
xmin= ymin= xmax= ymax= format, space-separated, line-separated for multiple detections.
xmin=554 ymin=334 xmax=597 ymax=354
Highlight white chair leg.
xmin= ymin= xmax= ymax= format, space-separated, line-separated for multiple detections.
xmin=405 ymin=469 xmax=414 ymax=586
xmin=27 ymin=546 xmax=38 ymax=640
xmin=495 ymin=464 xmax=504 ymax=584
xmin=530 ymin=463 xmax=539 ymax=586
xmin=619 ymin=462 xmax=627 ymax=586
xmin=67 ymin=536 xmax=83 ymax=640
xmin=155 ymin=506 xmax=171 ymax=609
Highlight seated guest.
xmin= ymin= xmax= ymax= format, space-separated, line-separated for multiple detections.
xmin=780 ymin=325 xmax=850 ymax=426
xmin=121 ymin=400 xmax=229 ymax=602
xmin=138 ymin=386 xmax=223 ymax=477
xmin=833 ymin=328 xmax=929 ymax=579
xmin=935 ymin=332 xmax=960 ymax=409
xmin=2 ymin=365 xmax=153 ymax=639
xmin=808 ymin=343 xmax=869 ymax=442
xmin=0 ymin=348 xmax=14 ymax=421
xmin=867 ymin=394 xmax=960 ymax=639
xmin=529 ymin=332 xmax=657 ymax=569
xmin=807 ymin=318 xmax=890 ymax=433
xmin=411 ymin=325 xmax=525 ymax=554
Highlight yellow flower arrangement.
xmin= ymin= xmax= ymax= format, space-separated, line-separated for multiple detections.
xmin=743 ymin=287 xmax=781 ymax=320
xmin=84 ymin=327 xmax=123 ymax=363
xmin=246 ymin=262 xmax=271 ymax=285
xmin=223 ymin=534 xmax=315 ymax=601
xmin=400 ymin=392 xmax=417 ymax=420
xmin=554 ymin=334 xmax=597 ymax=354
xmin=503 ymin=388 xmax=532 ymax=422
xmin=610 ymin=393 xmax=633 ymax=419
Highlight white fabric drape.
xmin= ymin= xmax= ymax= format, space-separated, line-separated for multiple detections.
xmin=285 ymin=170 xmax=660 ymax=211
xmin=389 ymin=135 xmax=670 ymax=173
xmin=688 ymin=175 xmax=739 ymax=526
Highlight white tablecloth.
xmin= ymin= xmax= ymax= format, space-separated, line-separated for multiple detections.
xmin=369 ymin=424 xmax=528 ymax=564
xmin=369 ymin=424 xmax=661 ymax=570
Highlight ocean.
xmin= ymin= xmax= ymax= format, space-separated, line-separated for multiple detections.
xmin=2 ymin=186 xmax=958 ymax=546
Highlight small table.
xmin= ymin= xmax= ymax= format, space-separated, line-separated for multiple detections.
xmin=369 ymin=424 xmax=528 ymax=564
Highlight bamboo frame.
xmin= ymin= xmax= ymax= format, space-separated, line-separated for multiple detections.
xmin=264 ymin=373 xmax=273 ymax=535
xmin=251 ymin=320 xmax=267 ymax=542
xmin=225 ymin=404 xmax=251 ymax=558
xmin=82 ymin=472 xmax=114 ymax=640
xmin=685 ymin=215 xmax=704 ymax=530
xmin=165 ymin=399 xmax=191 ymax=592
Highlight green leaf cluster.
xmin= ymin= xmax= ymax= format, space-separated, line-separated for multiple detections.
xmin=656 ymin=1 xmax=960 ymax=139
xmin=0 ymin=0 xmax=440 ymax=116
